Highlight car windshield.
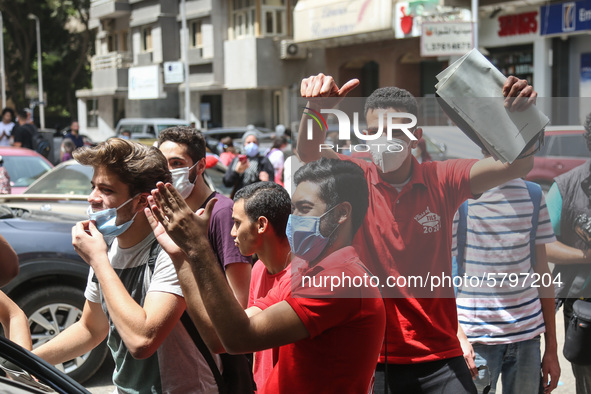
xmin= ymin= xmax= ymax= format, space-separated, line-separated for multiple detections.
xmin=25 ymin=164 xmax=94 ymax=195
xmin=2 ymin=156 xmax=52 ymax=188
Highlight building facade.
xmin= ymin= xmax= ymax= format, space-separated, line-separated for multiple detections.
xmin=77 ymin=0 xmax=325 ymax=140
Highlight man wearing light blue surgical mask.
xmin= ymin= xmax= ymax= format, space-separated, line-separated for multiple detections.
xmin=146 ymin=158 xmax=385 ymax=393
xmin=33 ymin=138 xmax=214 ymax=394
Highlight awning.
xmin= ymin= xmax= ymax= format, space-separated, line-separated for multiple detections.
xmin=293 ymin=0 xmax=394 ymax=45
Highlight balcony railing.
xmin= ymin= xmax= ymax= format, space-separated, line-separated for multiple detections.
xmin=91 ymin=52 xmax=132 ymax=71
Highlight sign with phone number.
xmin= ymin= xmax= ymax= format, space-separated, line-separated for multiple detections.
xmin=421 ymin=22 xmax=473 ymax=57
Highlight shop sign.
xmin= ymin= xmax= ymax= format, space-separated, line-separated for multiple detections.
xmin=498 ymin=11 xmax=538 ymax=36
xmin=540 ymin=0 xmax=591 ymax=35
xmin=294 ymin=0 xmax=392 ymax=42
xmin=421 ymin=22 xmax=473 ymax=57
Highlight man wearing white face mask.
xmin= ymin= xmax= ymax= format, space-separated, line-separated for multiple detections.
xmin=298 ymin=74 xmax=539 ymax=394
xmin=223 ymin=132 xmax=275 ymax=196
xmin=157 ymin=127 xmax=252 ymax=309
xmin=34 ymin=138 xmax=217 ymax=394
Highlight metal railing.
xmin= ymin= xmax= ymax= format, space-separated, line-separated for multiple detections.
xmin=91 ymin=51 xmax=132 ymax=71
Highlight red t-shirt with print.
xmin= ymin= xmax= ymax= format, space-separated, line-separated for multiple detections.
xmin=340 ymin=155 xmax=477 ymax=364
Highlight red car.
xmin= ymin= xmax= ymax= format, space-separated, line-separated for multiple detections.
xmin=0 ymin=146 xmax=53 ymax=194
xmin=526 ymin=126 xmax=588 ymax=191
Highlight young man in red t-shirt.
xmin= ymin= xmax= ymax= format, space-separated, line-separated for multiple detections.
xmin=146 ymin=158 xmax=386 ymax=393
xmin=234 ymin=181 xmax=293 ymax=390
xmin=297 ymin=74 xmax=538 ymax=393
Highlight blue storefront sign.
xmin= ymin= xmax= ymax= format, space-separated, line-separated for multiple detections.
xmin=540 ymin=0 xmax=591 ymax=35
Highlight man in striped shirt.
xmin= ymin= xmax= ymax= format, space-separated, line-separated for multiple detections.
xmin=452 ymin=157 xmax=560 ymax=393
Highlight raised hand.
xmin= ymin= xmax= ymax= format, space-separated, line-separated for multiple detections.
xmin=149 ymin=182 xmax=217 ymax=256
xmin=144 ymin=202 xmax=185 ymax=261
xmin=503 ymin=76 xmax=537 ymax=111
xmin=300 ymin=73 xmax=360 ymax=108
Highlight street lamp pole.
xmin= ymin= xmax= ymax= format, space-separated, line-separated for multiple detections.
xmin=180 ymin=0 xmax=191 ymax=123
xmin=472 ymin=0 xmax=479 ymax=51
xmin=0 ymin=12 xmax=6 ymax=109
xmin=28 ymin=14 xmax=44 ymax=130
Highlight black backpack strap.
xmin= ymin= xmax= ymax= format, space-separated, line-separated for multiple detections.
xmin=180 ymin=312 xmax=226 ymax=393
xmin=147 ymin=239 xmax=225 ymax=391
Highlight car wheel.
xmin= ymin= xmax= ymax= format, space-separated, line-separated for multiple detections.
xmin=15 ymin=285 xmax=109 ymax=384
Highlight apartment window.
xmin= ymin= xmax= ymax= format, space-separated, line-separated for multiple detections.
xmin=232 ymin=0 xmax=255 ymax=38
xmin=87 ymin=99 xmax=98 ymax=128
xmin=120 ymin=31 xmax=129 ymax=52
xmin=142 ymin=26 xmax=152 ymax=52
xmin=261 ymin=0 xmax=286 ymax=36
xmin=190 ymin=21 xmax=202 ymax=49
xmin=107 ymin=34 xmax=117 ymax=52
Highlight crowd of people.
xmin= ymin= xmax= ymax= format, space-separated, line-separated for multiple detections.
xmin=1 ymin=71 xmax=591 ymax=394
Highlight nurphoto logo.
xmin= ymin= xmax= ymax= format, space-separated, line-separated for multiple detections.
xmin=303 ymin=107 xmax=418 ymax=153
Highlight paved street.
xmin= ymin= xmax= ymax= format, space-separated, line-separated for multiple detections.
xmin=83 ymin=309 xmax=577 ymax=394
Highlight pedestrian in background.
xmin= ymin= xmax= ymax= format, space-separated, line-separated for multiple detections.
xmin=219 ymin=136 xmax=237 ymax=167
xmin=12 ymin=109 xmax=36 ymax=150
xmin=266 ymin=136 xmax=288 ymax=186
xmin=0 ymin=156 xmax=10 ymax=195
xmin=64 ymin=121 xmax=84 ymax=149
xmin=0 ymin=108 xmax=15 ymax=146
xmin=223 ymin=132 xmax=274 ymax=197
xmin=60 ymin=138 xmax=76 ymax=162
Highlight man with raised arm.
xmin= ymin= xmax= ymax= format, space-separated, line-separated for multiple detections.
xmin=296 ymin=74 xmax=537 ymax=393
xmin=146 ymin=158 xmax=386 ymax=393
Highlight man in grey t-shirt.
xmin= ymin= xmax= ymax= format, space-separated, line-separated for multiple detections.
xmin=34 ymin=138 xmax=217 ymax=393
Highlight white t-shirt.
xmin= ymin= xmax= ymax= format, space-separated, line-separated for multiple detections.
xmin=85 ymin=233 xmax=220 ymax=394
xmin=0 ymin=122 xmax=14 ymax=146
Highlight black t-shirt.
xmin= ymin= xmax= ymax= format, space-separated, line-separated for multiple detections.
xmin=12 ymin=124 xmax=35 ymax=150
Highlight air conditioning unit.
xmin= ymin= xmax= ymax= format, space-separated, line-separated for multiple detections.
xmin=280 ymin=40 xmax=307 ymax=60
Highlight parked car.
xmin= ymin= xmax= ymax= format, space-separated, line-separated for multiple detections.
xmin=0 ymin=205 xmax=108 ymax=384
xmin=0 ymin=335 xmax=90 ymax=393
xmin=0 ymin=160 xmax=91 ymax=216
xmin=0 ymin=147 xmax=53 ymax=194
xmin=114 ymin=118 xmax=190 ymax=140
xmin=526 ymin=126 xmax=588 ymax=191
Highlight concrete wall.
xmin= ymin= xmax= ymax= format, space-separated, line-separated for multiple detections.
xmin=126 ymin=87 xmax=180 ymax=118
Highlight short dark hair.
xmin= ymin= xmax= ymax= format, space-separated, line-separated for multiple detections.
xmin=158 ymin=126 xmax=206 ymax=164
xmin=73 ymin=138 xmax=171 ymax=196
xmin=1 ymin=108 xmax=14 ymax=120
xmin=17 ymin=109 xmax=28 ymax=119
xmin=294 ymin=158 xmax=368 ymax=234
xmin=364 ymin=87 xmax=418 ymax=118
xmin=272 ymin=136 xmax=289 ymax=150
xmin=234 ymin=181 xmax=291 ymax=238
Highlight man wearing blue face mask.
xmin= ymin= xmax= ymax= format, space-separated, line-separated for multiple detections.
xmin=146 ymin=158 xmax=386 ymax=393
xmin=33 ymin=138 xmax=217 ymax=394
xmin=223 ymin=132 xmax=274 ymax=196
